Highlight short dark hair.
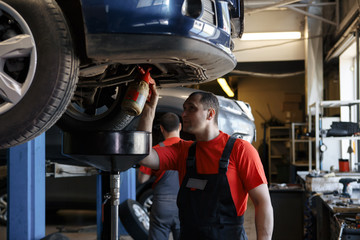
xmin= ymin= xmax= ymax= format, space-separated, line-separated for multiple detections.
xmin=188 ymin=91 xmax=219 ymax=124
xmin=160 ymin=112 xmax=180 ymax=132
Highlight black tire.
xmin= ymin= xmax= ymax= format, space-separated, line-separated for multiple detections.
xmin=119 ymin=198 xmax=149 ymax=240
xmin=58 ymin=108 xmax=135 ymax=132
xmin=0 ymin=0 xmax=78 ymax=149
xmin=57 ymin=84 xmax=135 ymax=132
xmin=0 ymin=179 xmax=7 ymax=225
xmin=138 ymin=188 xmax=154 ymax=214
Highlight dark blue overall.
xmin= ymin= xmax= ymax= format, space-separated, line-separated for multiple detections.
xmin=177 ymin=136 xmax=248 ymax=240
xmin=149 ymin=142 xmax=180 ymax=240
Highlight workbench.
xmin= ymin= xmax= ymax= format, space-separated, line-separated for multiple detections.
xmin=297 ymin=171 xmax=360 ymax=239
xmin=269 ymin=184 xmax=305 ymax=240
xmin=313 ymin=190 xmax=360 ymax=240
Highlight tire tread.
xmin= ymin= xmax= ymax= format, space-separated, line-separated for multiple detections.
xmin=0 ymin=0 xmax=79 ymax=148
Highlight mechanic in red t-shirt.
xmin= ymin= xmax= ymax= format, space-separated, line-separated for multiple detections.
xmin=138 ymin=112 xmax=182 ymax=240
xmin=138 ymin=84 xmax=273 ymax=240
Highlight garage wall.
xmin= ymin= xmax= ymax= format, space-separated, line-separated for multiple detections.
xmin=324 ymin=59 xmax=340 ymax=117
xmin=234 ymin=74 xmax=305 ymax=150
xmin=234 ymin=9 xmax=305 ymax=62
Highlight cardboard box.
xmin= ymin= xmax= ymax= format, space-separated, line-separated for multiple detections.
xmin=306 ymin=175 xmax=360 ymax=192
xmin=283 ymin=110 xmax=304 ymax=123
xmin=290 ymin=110 xmax=304 ymax=122
xmin=284 ymin=93 xmax=303 ymax=102
xmin=306 ymin=176 xmax=342 ymax=192
xmin=283 ymin=102 xmax=301 ymax=111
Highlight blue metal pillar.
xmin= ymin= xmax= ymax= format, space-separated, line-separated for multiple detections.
xmin=120 ymin=168 xmax=136 ymax=201
xmin=119 ymin=168 xmax=136 ymax=235
xmin=96 ymin=173 xmax=103 ymax=240
xmin=96 ymin=168 xmax=136 ymax=239
xmin=7 ymin=134 xmax=46 ymax=240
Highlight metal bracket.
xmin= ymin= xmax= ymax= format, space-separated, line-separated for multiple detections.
xmin=45 ymin=161 xmax=98 ymax=178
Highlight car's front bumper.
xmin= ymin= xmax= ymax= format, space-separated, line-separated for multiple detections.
xmin=86 ymin=33 xmax=236 ymax=83
xmin=81 ymin=0 xmax=237 ymax=82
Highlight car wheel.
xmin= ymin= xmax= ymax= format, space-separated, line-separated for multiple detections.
xmin=0 ymin=180 xmax=7 ymax=225
xmin=119 ymin=199 xmax=149 ymax=240
xmin=0 ymin=0 xmax=78 ymax=149
xmin=57 ymin=84 xmax=134 ymax=132
xmin=138 ymin=188 xmax=154 ymax=214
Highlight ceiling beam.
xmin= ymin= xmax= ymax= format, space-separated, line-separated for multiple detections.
xmin=244 ymin=0 xmax=301 ymax=14
xmin=286 ymin=5 xmax=337 ymax=26
xmin=229 ymin=70 xmax=304 ymax=78
xmin=290 ymin=2 xmax=336 ymax=7
xmin=244 ymin=0 xmax=338 ymax=27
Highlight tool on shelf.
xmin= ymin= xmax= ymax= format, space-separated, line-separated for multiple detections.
xmin=339 ymin=178 xmax=360 ymax=198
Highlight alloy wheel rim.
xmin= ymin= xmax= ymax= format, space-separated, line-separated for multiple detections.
xmin=0 ymin=2 xmax=37 ymax=114
xmin=132 ymin=203 xmax=149 ymax=230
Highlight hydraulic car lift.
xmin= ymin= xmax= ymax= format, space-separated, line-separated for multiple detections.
xmin=7 ymin=134 xmax=46 ymax=239
xmin=63 ymin=130 xmax=150 ymax=240
xmin=7 ymin=130 xmax=150 ymax=240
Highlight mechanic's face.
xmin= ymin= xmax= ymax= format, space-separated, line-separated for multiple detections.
xmin=181 ymin=94 xmax=209 ymax=135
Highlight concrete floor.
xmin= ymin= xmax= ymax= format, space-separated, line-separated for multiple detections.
xmin=0 ymin=201 xmax=256 ymax=240
xmin=0 ymin=209 xmax=132 ymax=240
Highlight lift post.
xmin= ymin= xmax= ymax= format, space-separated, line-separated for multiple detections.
xmin=6 ymin=129 xmax=143 ymax=240
xmin=63 ymin=130 xmax=150 ymax=240
xmin=110 ymin=173 xmax=120 ymax=239
xmin=7 ymin=134 xmax=46 ymax=240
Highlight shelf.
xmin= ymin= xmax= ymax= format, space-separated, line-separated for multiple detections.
xmin=308 ymin=100 xmax=360 ymax=171
xmin=292 ymin=161 xmax=314 ymax=167
xmin=305 ymin=136 xmax=360 ymax=141
xmin=267 ymin=126 xmax=291 ymax=183
xmin=309 ymin=99 xmax=360 ymax=108
xmin=321 ymin=136 xmax=360 ymax=141
xmin=291 ymin=122 xmax=312 ymax=170
xmin=270 ymin=138 xmax=290 ymax=141
xmin=293 ymin=139 xmax=311 ymax=143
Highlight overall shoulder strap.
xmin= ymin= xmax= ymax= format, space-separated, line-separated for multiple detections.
xmin=158 ymin=141 xmax=165 ymax=147
xmin=219 ymin=136 xmax=237 ymax=173
xmin=186 ymin=142 xmax=197 ymax=169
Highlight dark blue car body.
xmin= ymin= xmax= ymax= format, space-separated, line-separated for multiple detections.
xmin=80 ymin=0 xmax=242 ymax=82
xmin=0 ymin=0 xmax=243 ymax=148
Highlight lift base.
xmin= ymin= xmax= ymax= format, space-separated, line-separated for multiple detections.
xmin=62 ymin=130 xmax=150 ymax=172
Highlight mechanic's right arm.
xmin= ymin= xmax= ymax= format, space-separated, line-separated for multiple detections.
xmin=138 ymin=170 xmax=151 ymax=183
xmin=137 ymin=84 xmax=160 ymax=170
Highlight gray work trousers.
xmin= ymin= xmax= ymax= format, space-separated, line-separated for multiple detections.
xmin=149 ymin=194 xmax=180 ymax=240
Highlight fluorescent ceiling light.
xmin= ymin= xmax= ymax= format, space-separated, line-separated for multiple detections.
xmin=241 ymin=31 xmax=302 ymax=41
xmin=217 ymin=78 xmax=234 ymax=97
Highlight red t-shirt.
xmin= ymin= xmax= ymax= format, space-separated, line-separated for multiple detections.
xmin=154 ymin=131 xmax=267 ymax=216
xmin=139 ymin=137 xmax=181 ymax=186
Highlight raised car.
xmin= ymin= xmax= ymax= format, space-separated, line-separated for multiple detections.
xmin=0 ymin=0 xmax=244 ymax=149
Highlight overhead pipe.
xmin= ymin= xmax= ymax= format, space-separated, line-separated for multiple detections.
xmin=244 ymin=0 xmax=301 ymax=14
xmin=286 ymin=5 xmax=337 ymax=26
xmin=290 ymin=2 xmax=336 ymax=8
xmin=229 ymin=69 xmax=304 ymax=78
